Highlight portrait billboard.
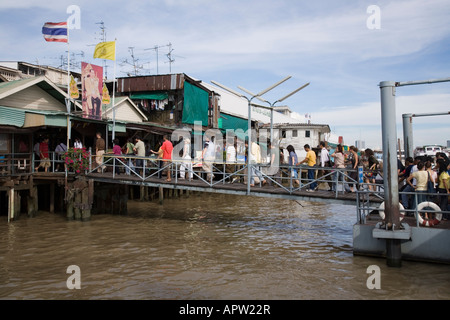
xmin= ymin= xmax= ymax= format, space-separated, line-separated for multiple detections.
xmin=81 ymin=62 xmax=103 ymax=120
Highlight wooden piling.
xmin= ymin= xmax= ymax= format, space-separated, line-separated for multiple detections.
xmin=49 ymin=183 xmax=55 ymax=214
xmin=32 ymin=186 xmax=38 ymax=215
xmin=14 ymin=190 xmax=20 ymax=219
xmin=7 ymin=187 xmax=14 ymax=222
xmin=74 ymin=191 xmax=82 ymax=220
xmin=159 ymin=186 xmax=164 ymax=205
xmin=81 ymin=187 xmax=91 ymax=221
xmin=66 ymin=196 xmax=74 ymax=220
xmin=27 ymin=193 xmax=35 ymax=217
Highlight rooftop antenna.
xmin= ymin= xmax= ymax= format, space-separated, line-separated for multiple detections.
xmin=120 ymin=47 xmax=143 ymax=76
xmin=96 ymin=21 xmax=108 ymax=78
xmin=167 ymin=43 xmax=175 ymax=73
xmin=165 ymin=43 xmax=184 ymax=73
xmin=144 ymin=43 xmax=171 ymax=75
xmin=58 ymin=50 xmax=84 ymax=72
xmin=86 ymin=21 xmax=109 ymax=78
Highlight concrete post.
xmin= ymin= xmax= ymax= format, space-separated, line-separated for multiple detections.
xmin=380 ymin=81 xmax=402 ymax=267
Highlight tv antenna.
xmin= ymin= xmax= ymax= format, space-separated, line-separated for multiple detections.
xmin=59 ymin=51 xmax=84 ymax=72
xmin=120 ymin=47 xmax=144 ymax=76
xmin=144 ymin=43 xmax=171 ymax=75
xmin=165 ymin=43 xmax=185 ymax=73
xmin=86 ymin=21 xmax=110 ymax=78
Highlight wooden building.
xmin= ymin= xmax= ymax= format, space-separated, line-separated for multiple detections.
xmin=117 ymin=73 xmax=220 ymax=130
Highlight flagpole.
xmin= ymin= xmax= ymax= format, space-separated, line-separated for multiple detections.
xmin=66 ymin=24 xmax=71 ymax=149
xmin=112 ymin=39 xmax=117 ymax=140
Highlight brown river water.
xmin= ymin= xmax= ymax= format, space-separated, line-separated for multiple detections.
xmin=0 ymin=193 xmax=449 ymax=300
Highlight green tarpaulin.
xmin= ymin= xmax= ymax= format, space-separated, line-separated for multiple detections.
xmin=182 ymin=82 xmax=209 ymax=126
xmin=130 ymin=92 xmax=168 ymax=100
xmin=219 ymin=113 xmax=248 ymax=132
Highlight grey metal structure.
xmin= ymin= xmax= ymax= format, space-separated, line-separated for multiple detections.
xmin=211 ymin=76 xmax=292 ymax=195
xmin=379 ymin=77 xmax=450 ymax=267
xmin=403 ymin=111 xmax=450 ymax=159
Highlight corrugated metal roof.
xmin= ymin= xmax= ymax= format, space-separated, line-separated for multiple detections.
xmin=0 ymin=105 xmax=25 ymax=127
xmin=118 ymin=74 xmax=185 ymax=92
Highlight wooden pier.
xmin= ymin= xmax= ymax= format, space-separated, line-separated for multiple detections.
xmin=87 ymin=171 xmax=369 ymax=206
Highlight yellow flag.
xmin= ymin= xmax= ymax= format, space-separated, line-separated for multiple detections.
xmin=102 ymin=83 xmax=111 ymax=105
xmin=93 ymin=41 xmax=116 ymax=61
xmin=69 ymin=75 xmax=79 ymax=99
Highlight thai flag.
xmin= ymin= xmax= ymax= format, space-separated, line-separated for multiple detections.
xmin=42 ymin=22 xmax=68 ymax=43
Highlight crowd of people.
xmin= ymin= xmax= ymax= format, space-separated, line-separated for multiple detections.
xmin=32 ymin=132 xmax=450 ymax=217
xmin=399 ymin=153 xmax=450 ymax=219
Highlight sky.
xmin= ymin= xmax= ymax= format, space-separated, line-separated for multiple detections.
xmin=1 ymin=0 xmax=449 ymax=149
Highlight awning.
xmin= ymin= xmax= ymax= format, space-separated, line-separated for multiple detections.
xmin=0 ymin=106 xmax=69 ymax=128
xmin=108 ymin=122 xmax=127 ymax=133
xmin=0 ymin=106 xmax=25 ymax=127
xmin=130 ymin=92 xmax=168 ymax=100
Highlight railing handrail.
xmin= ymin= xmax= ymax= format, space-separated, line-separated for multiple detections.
xmin=3 ymin=151 xmax=447 ymax=230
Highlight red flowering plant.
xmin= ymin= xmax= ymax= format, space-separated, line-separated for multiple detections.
xmin=64 ymin=147 xmax=90 ymax=173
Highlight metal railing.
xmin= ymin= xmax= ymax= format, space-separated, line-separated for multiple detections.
xmin=86 ymin=153 xmax=362 ymax=194
xmin=355 ymin=186 xmax=449 ymax=228
xmin=3 ymin=150 xmax=447 ymax=228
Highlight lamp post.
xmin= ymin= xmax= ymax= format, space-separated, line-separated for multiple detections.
xmin=211 ymin=76 xmax=294 ymax=194
xmin=238 ymin=82 xmax=310 ymax=143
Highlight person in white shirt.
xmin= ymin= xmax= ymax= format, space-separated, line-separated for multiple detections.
xmin=225 ymin=136 xmax=237 ymax=183
xmin=319 ymin=141 xmax=333 ymax=191
xmin=74 ymin=138 xmax=82 ymax=149
xmin=180 ymin=138 xmax=193 ymax=180
xmin=202 ymin=136 xmax=216 ymax=180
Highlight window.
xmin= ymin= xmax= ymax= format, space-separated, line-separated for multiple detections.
xmin=292 ymin=130 xmax=298 ymax=138
xmin=281 ymin=130 xmax=286 ymax=138
xmin=305 ymin=130 xmax=310 ymax=138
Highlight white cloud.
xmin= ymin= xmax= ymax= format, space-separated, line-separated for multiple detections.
xmin=313 ymin=92 xmax=450 ymax=148
xmin=1 ymin=0 xmax=449 ymax=149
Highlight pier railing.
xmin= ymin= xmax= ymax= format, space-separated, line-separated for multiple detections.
xmin=0 ymin=151 xmax=71 ymax=174
xmin=0 ymin=152 xmax=33 ymax=175
xmin=86 ymin=153 xmax=449 ymax=228
xmin=4 ymin=150 xmax=447 ymax=229
xmin=86 ymin=153 xmax=362 ymax=195
xmin=356 ymin=186 xmax=449 ymax=228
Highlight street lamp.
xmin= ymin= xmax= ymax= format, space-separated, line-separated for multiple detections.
xmin=238 ymin=82 xmax=310 ymax=143
xmin=210 ymin=76 xmax=293 ymax=194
